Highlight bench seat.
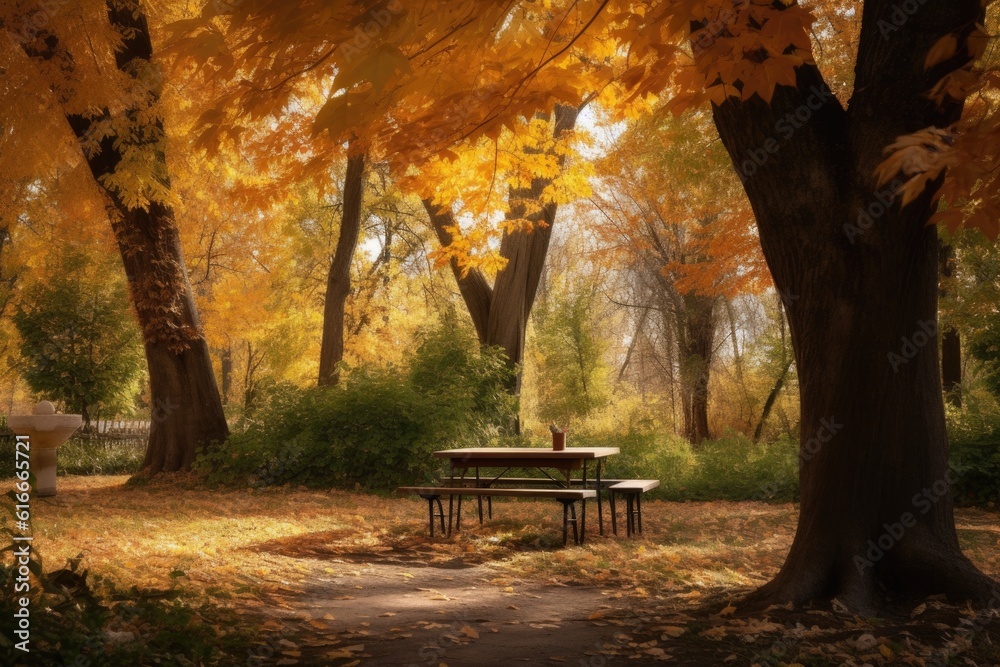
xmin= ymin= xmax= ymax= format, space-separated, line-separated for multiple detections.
xmin=397 ymin=486 xmax=594 ymax=544
xmin=439 ymin=477 xmax=626 ymax=487
xmin=607 ymin=480 xmax=659 ymax=536
xmin=608 ymin=479 xmax=660 ymax=492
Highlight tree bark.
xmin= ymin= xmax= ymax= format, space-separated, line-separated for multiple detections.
xmin=679 ymin=292 xmax=716 ymax=443
xmin=939 ymin=241 xmax=962 ymax=406
xmin=423 ymin=104 xmax=580 ymax=394
xmin=710 ymin=0 xmax=993 ymax=609
xmin=220 ymin=344 xmax=233 ymax=404
xmin=319 ymin=151 xmax=366 ymax=386
xmin=17 ymin=1 xmax=228 ymax=474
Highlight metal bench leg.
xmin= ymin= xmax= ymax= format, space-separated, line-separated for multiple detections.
xmin=421 ymin=495 xmax=445 ymax=538
xmin=562 ymin=500 xmax=569 ymax=546
xmin=596 ymin=460 xmax=604 ymax=536
xmin=571 ymin=501 xmax=580 ymax=544
xmin=476 ymin=468 xmax=484 ymax=525
xmin=625 ymin=495 xmax=634 ymax=537
xmin=637 ymin=494 xmax=643 ymax=534
xmin=580 ymin=496 xmax=587 ymax=544
xmin=456 ymin=495 xmax=463 ymax=531
xmin=610 ymin=490 xmax=618 ymax=536
xmin=487 ymin=495 xmax=493 ymax=520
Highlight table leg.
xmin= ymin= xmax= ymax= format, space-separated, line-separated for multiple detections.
xmin=456 ymin=468 xmax=467 ymax=531
xmin=448 ymin=463 xmax=456 ymax=536
xmin=610 ymin=490 xmax=618 ymax=536
xmin=596 ymin=459 xmax=604 ymax=536
xmin=476 ymin=467 xmax=484 ymax=525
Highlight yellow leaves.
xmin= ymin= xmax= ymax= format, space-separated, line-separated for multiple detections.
xmin=875 ymin=127 xmax=955 ymax=207
xmin=734 ymin=57 xmax=801 ymax=103
xmin=313 ymin=92 xmax=369 ymax=139
xmin=333 ymin=45 xmax=412 ymax=94
xmin=718 ymin=603 xmax=737 ymax=617
xmin=924 ymin=34 xmax=958 ymax=70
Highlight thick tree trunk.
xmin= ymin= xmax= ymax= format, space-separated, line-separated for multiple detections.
xmin=711 ymin=0 xmax=993 ymax=609
xmin=319 ymin=151 xmax=366 ymax=386
xmin=423 ymin=104 xmax=580 ymax=393
xmin=660 ymin=277 xmax=717 ymax=444
xmin=679 ymin=292 xmax=716 ymax=443
xmin=20 ymin=1 xmax=228 ymax=474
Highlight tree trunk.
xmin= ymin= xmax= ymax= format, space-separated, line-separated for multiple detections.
xmin=319 ymin=151 xmax=366 ymax=386
xmin=19 ymin=1 xmax=228 ymax=474
xmin=220 ymin=344 xmax=233 ymax=404
xmin=939 ymin=242 xmax=962 ymax=406
xmin=710 ymin=0 xmax=993 ymax=609
xmin=423 ymin=104 xmax=580 ymax=394
xmin=679 ymin=293 xmax=716 ymax=443
xmin=753 ymin=358 xmax=793 ymax=443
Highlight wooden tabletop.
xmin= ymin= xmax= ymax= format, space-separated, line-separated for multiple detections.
xmin=433 ymin=447 xmax=619 ymax=459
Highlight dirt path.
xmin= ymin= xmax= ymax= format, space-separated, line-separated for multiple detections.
xmin=259 ymin=558 xmax=649 ymax=666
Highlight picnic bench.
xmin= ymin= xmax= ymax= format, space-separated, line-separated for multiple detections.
xmin=608 ymin=479 xmax=660 ymax=536
xmin=397 ymin=486 xmax=596 ymax=545
xmin=434 ymin=447 xmax=619 ymax=538
xmin=399 ymin=446 xmax=659 ymax=546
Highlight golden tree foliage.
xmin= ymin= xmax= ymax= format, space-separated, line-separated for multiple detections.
xmin=591 ymin=110 xmax=769 ymax=300
xmin=877 ymin=15 xmax=1000 ymax=239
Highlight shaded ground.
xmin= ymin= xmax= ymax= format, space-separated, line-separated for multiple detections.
xmin=11 ymin=476 xmax=1000 ymax=665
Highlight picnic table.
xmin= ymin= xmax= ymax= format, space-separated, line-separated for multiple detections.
xmin=433 ymin=446 xmax=620 ymax=538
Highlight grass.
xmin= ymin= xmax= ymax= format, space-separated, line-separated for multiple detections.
xmin=0 ymin=435 xmax=145 ymax=478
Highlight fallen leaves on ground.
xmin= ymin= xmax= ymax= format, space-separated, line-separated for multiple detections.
xmin=15 ymin=475 xmax=1000 ymax=666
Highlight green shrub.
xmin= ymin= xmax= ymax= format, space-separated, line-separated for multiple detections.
xmin=567 ymin=426 xmax=799 ymax=502
xmin=196 ymin=322 xmax=516 ymax=490
xmin=12 ymin=249 xmax=145 ymax=426
xmin=948 ymin=405 xmax=1000 ymax=505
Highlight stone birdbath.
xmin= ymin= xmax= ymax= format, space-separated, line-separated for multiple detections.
xmin=7 ymin=401 xmax=83 ymax=496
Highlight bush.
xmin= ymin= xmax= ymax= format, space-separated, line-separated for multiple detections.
xmin=569 ymin=427 xmax=799 ymax=502
xmin=196 ymin=322 xmax=516 ymax=490
xmin=948 ymin=404 xmax=1000 ymax=505
xmin=13 ymin=249 xmax=145 ymax=426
